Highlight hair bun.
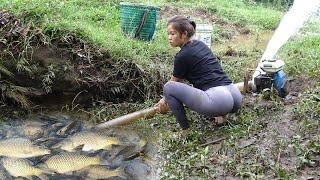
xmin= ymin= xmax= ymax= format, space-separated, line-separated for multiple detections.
xmin=186 ymin=16 xmax=196 ymax=30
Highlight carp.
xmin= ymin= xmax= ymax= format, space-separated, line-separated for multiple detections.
xmin=53 ymin=131 xmax=121 ymax=152
xmin=79 ymin=165 xmax=127 ymax=179
xmin=0 ymin=138 xmax=50 ymax=158
xmin=117 ymin=139 xmax=147 ymax=160
xmin=44 ymin=152 xmax=108 ymax=174
xmin=2 ymin=157 xmax=45 ymax=179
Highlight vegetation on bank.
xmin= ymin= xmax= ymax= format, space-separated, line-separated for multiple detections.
xmin=0 ymin=0 xmax=285 ymax=107
xmin=0 ymin=0 xmax=319 ymax=179
xmin=0 ymin=0 xmax=283 ymax=67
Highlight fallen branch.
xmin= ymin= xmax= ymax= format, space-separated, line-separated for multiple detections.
xmin=200 ymin=137 xmax=226 ymax=147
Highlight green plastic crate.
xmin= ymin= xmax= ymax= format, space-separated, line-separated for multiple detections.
xmin=120 ymin=3 xmax=160 ymax=41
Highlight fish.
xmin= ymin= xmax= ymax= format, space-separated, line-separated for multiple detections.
xmin=124 ymin=157 xmax=151 ymax=180
xmin=53 ymin=131 xmax=121 ymax=152
xmin=44 ymin=152 xmax=108 ymax=174
xmin=21 ymin=125 xmax=44 ymax=139
xmin=79 ymin=165 xmax=127 ymax=179
xmin=1 ymin=157 xmax=45 ymax=179
xmin=0 ymin=137 xmax=50 ymax=158
xmin=18 ymin=120 xmax=46 ymax=139
xmin=56 ymin=121 xmax=78 ymax=136
xmin=117 ymin=139 xmax=147 ymax=160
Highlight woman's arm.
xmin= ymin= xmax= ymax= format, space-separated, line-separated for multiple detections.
xmin=170 ymin=76 xmax=183 ymax=82
xmin=155 ymin=76 xmax=183 ymax=113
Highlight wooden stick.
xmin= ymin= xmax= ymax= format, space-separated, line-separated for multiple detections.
xmin=200 ymin=137 xmax=226 ymax=147
xmin=96 ymin=106 xmax=158 ymax=129
xmin=234 ymin=81 xmax=252 ymax=93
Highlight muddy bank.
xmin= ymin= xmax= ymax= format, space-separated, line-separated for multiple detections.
xmin=0 ymin=10 xmax=164 ymax=109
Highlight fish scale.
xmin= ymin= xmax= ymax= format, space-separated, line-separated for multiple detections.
xmin=44 ymin=153 xmax=104 ymax=174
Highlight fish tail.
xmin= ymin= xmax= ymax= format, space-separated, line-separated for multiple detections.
xmin=44 ymin=148 xmax=51 ymax=155
xmin=97 ymin=153 xmax=111 ymax=166
xmin=37 ymin=163 xmax=54 ymax=175
xmin=109 ymin=137 xmax=121 ymax=145
xmin=82 ymin=144 xmax=93 ymax=152
xmin=113 ymin=166 xmax=128 ymax=179
xmin=37 ymin=174 xmax=49 ymax=180
xmin=50 ymin=142 xmax=62 ymax=149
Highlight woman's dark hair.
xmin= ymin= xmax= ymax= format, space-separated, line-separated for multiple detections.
xmin=167 ymin=15 xmax=196 ymax=38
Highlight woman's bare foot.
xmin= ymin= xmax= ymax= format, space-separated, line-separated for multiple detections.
xmin=212 ymin=116 xmax=227 ymax=126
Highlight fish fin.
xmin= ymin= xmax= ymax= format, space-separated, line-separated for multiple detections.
xmin=50 ymin=141 xmax=63 ymax=149
xmin=63 ymin=171 xmax=74 ymax=176
xmin=114 ymin=166 xmax=128 ymax=179
xmin=98 ymin=152 xmax=111 ymax=166
xmin=81 ymin=144 xmax=93 ymax=152
xmin=38 ymin=154 xmax=51 ymax=164
xmin=38 ymin=174 xmax=49 ymax=180
xmin=85 ymin=149 xmax=103 ymax=156
xmin=68 ymin=144 xmax=84 ymax=152
xmin=37 ymin=163 xmax=55 ymax=175
xmin=110 ymin=155 xmax=125 ymax=169
xmin=60 ymin=144 xmax=79 ymax=152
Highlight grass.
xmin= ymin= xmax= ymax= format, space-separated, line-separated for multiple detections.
xmin=280 ymin=18 xmax=320 ymax=79
xmin=148 ymin=11 xmax=320 ymax=179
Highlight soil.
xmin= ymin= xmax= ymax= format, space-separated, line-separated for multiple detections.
xmin=216 ymin=77 xmax=319 ymax=179
xmin=0 ymin=10 xmax=161 ymax=109
xmin=160 ymin=6 xmax=251 ymax=36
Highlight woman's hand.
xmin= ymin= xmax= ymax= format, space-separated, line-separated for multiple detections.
xmin=155 ymin=98 xmax=170 ymax=114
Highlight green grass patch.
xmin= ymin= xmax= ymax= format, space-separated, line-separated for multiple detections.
xmin=279 ymin=20 xmax=320 ymax=79
xmin=0 ymin=0 xmax=283 ymax=69
xmin=149 ymin=0 xmax=283 ymax=29
xmin=0 ymin=0 xmax=174 ymax=68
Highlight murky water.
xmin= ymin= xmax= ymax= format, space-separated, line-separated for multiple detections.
xmin=0 ymin=112 xmax=160 ymax=179
xmin=253 ymin=0 xmax=320 ymax=79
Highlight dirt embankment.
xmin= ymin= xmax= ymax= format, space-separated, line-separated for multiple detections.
xmin=0 ymin=10 xmax=163 ymax=109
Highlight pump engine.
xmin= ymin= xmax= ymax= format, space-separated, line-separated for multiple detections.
xmin=253 ymin=59 xmax=288 ymax=97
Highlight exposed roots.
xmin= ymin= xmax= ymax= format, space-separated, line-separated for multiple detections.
xmin=0 ymin=9 xmax=165 ymax=109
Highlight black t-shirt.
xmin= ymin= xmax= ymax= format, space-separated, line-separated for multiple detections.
xmin=173 ymin=40 xmax=232 ymax=90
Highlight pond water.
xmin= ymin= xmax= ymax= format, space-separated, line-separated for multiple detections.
xmin=0 ymin=112 xmax=160 ymax=180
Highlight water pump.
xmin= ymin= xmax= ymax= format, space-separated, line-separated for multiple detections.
xmin=253 ymin=59 xmax=288 ymax=97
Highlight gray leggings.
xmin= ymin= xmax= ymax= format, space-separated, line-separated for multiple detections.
xmin=163 ymin=81 xmax=242 ymax=129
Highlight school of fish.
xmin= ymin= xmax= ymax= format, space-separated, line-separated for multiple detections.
xmin=0 ymin=119 xmax=149 ymax=179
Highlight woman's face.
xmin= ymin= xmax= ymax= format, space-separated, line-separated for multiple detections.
xmin=167 ymin=24 xmax=186 ymax=47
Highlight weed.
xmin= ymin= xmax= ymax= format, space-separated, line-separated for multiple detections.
xmin=291 ymin=135 xmax=314 ymax=168
xmin=42 ymin=64 xmax=56 ymax=93
xmin=0 ymin=59 xmax=13 ymax=77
